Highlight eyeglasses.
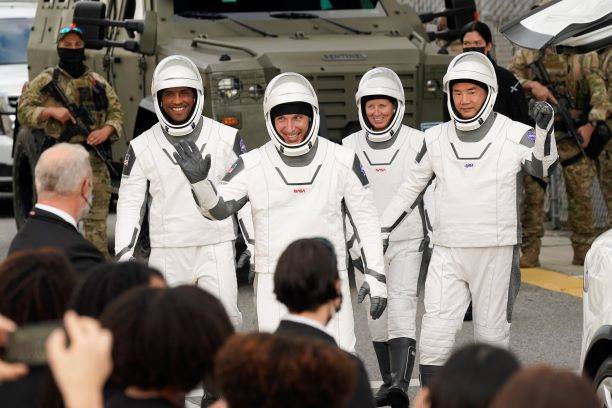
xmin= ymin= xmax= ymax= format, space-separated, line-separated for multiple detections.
xmin=59 ymin=24 xmax=84 ymax=36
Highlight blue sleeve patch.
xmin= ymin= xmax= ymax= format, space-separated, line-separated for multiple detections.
xmin=527 ymin=129 xmax=536 ymax=143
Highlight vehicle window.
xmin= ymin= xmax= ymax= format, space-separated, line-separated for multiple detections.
xmin=0 ymin=18 xmax=32 ymax=65
xmin=175 ymin=0 xmax=378 ymax=15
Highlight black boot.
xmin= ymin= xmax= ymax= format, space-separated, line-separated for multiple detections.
xmin=419 ymin=364 xmax=441 ymax=388
xmin=373 ymin=342 xmax=392 ymax=407
xmin=387 ymin=337 xmax=416 ymax=408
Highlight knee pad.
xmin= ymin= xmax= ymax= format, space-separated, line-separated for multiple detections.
xmin=474 ymin=322 xmax=510 ymax=347
xmin=419 ymin=315 xmax=463 ymax=366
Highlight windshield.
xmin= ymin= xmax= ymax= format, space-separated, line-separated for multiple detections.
xmin=175 ymin=0 xmax=378 ymax=15
xmin=0 ymin=18 xmax=32 ymax=65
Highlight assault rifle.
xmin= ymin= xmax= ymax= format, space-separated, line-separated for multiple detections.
xmin=44 ymin=74 xmax=118 ymax=177
xmin=528 ymin=55 xmax=587 ymax=158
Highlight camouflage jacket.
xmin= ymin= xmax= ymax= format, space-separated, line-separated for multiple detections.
xmin=18 ymin=66 xmax=123 ymax=143
xmin=601 ymin=47 xmax=611 ymax=119
xmin=509 ymin=48 xmax=609 ymax=123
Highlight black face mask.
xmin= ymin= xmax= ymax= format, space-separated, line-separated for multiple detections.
xmin=463 ymin=46 xmax=486 ymax=54
xmin=57 ymin=47 xmax=86 ymax=78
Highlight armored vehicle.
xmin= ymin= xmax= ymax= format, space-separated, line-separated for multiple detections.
xmin=13 ymin=0 xmax=473 ymax=227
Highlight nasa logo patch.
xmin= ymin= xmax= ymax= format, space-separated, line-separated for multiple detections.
xmin=527 ymin=129 xmax=536 ymax=143
xmin=360 ymin=164 xmax=367 ymax=178
xmin=239 ymin=139 xmax=247 ymax=154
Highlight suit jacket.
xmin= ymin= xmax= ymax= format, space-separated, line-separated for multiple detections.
xmin=8 ymin=207 xmax=105 ymax=275
xmin=275 ymin=319 xmax=375 ymax=408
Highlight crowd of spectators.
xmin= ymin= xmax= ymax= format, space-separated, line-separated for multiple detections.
xmin=0 ymin=143 xmax=601 ymax=407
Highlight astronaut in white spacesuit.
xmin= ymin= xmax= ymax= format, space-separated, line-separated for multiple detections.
xmin=172 ymin=72 xmax=387 ymax=352
xmin=115 ymin=55 xmax=253 ymax=327
xmin=379 ymin=52 xmax=558 ymax=385
xmin=343 ymin=67 xmax=431 ymax=407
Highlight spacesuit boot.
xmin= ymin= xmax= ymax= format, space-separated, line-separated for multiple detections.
xmin=373 ymin=341 xmax=392 ymax=406
xmin=387 ymin=337 xmax=416 ymax=407
xmin=419 ymin=364 xmax=440 ymax=388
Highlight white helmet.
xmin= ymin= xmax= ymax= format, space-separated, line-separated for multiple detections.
xmin=263 ymin=72 xmax=320 ymax=157
xmin=151 ymin=55 xmax=204 ymax=137
xmin=355 ymin=67 xmax=405 ymax=142
xmin=443 ymin=52 xmax=498 ymax=131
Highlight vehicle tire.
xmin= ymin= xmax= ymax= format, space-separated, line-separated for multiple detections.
xmin=594 ymin=355 xmax=612 ymax=407
xmin=12 ymin=130 xmax=36 ymax=230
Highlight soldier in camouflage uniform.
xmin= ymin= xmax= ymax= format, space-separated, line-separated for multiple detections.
xmin=596 ymin=47 xmax=612 ymax=227
xmin=511 ymin=48 xmax=609 ymax=265
xmin=17 ymin=25 xmax=123 ymax=257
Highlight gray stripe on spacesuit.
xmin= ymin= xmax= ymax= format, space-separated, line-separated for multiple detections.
xmin=114 ymin=181 xmax=150 ymax=260
xmin=523 ymin=155 xmax=545 ymax=178
xmin=344 ymin=200 xmax=385 ymax=283
xmin=274 ymin=164 xmax=323 ymax=185
xmin=507 ymin=245 xmax=521 ymax=323
xmin=545 ymin=127 xmax=552 ymax=156
xmin=415 ymin=139 xmax=427 ymax=163
xmin=362 ymin=150 xmax=400 ymax=166
xmin=515 ymin=172 xmax=524 ymax=244
xmin=239 ymin=218 xmax=254 ymax=244
xmin=208 ymin=196 xmax=249 ymax=220
xmin=450 ymin=142 xmax=492 ymax=160
xmin=352 ymin=155 xmax=369 ymax=186
xmin=380 ymin=176 xmax=434 ymax=234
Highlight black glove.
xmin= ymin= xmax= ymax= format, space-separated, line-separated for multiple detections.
xmin=529 ymin=100 xmax=554 ymax=130
xmin=172 ymin=140 xmax=211 ymax=184
xmin=357 ymin=281 xmax=387 ymax=320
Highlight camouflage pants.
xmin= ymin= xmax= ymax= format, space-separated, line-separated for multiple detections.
xmin=521 ymin=175 xmax=546 ymax=253
xmin=558 ymin=139 xmax=597 ymax=249
xmin=83 ymin=151 xmax=111 ymax=258
xmin=596 ymin=140 xmax=612 ymax=228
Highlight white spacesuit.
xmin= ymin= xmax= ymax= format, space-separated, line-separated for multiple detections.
xmin=379 ymin=52 xmax=559 ymax=384
xmin=115 ymin=55 xmax=252 ymax=327
xmin=173 ymin=72 xmax=387 ymax=352
xmin=343 ymin=67 xmax=431 ymax=407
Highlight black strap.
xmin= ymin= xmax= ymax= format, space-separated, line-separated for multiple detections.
xmin=560 ymin=153 xmax=584 ymax=167
xmin=52 ymin=67 xmax=61 ymax=83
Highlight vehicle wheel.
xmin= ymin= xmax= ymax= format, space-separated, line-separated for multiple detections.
xmin=594 ymin=356 xmax=612 ymax=407
xmin=12 ymin=132 xmax=35 ymax=230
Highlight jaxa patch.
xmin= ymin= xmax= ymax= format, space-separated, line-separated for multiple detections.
xmin=527 ymin=129 xmax=536 ymax=143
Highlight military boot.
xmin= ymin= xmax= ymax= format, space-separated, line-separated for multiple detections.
xmin=572 ymin=245 xmax=590 ymax=266
xmin=387 ymin=337 xmax=416 ymax=408
xmin=419 ymin=364 xmax=441 ymax=388
xmin=372 ymin=342 xmax=392 ymax=407
xmin=520 ymin=243 xmax=541 ymax=268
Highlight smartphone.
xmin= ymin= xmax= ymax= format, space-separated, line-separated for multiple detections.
xmin=4 ymin=320 xmax=62 ymax=366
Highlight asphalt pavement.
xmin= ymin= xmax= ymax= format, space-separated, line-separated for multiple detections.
xmin=0 ymin=198 xmax=585 ymax=405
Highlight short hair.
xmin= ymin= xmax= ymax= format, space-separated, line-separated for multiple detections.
xmin=35 ymin=143 xmax=92 ymax=195
xmin=274 ymin=238 xmax=340 ymax=313
xmin=0 ymin=248 xmax=77 ymax=325
xmin=460 ymin=21 xmax=493 ymax=45
xmin=215 ymin=332 xmax=356 ymax=408
xmin=427 ymin=343 xmax=521 ymax=408
xmin=68 ymin=261 xmax=165 ymax=318
xmin=100 ymin=286 xmax=234 ymax=391
xmin=490 ymin=365 xmax=599 ymax=408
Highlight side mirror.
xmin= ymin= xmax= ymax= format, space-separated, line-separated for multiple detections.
xmin=73 ymin=1 xmax=107 ymax=50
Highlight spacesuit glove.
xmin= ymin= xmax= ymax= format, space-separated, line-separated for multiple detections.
xmin=248 ymin=264 xmax=256 ymax=285
xmin=529 ymin=100 xmax=554 ymax=131
xmin=236 ymin=249 xmax=251 ymax=269
xmin=173 ymin=140 xmax=211 ymax=184
xmin=357 ymin=276 xmax=388 ymax=320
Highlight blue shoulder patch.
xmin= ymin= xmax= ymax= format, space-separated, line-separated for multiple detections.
xmin=527 ymin=129 xmax=536 ymax=142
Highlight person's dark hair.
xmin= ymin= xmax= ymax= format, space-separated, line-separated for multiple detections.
xmin=460 ymin=21 xmax=493 ymax=45
xmin=69 ymin=261 xmax=164 ymax=318
xmin=0 ymin=248 xmax=77 ymax=325
xmin=490 ymin=365 xmax=599 ymax=408
xmin=427 ymin=343 xmax=520 ymax=408
xmin=100 ymin=286 xmax=233 ymax=391
xmin=274 ymin=238 xmax=340 ymax=313
xmin=215 ymin=332 xmax=356 ymax=408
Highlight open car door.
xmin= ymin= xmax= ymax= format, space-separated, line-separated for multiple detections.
xmin=501 ymin=0 xmax=611 ymax=53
